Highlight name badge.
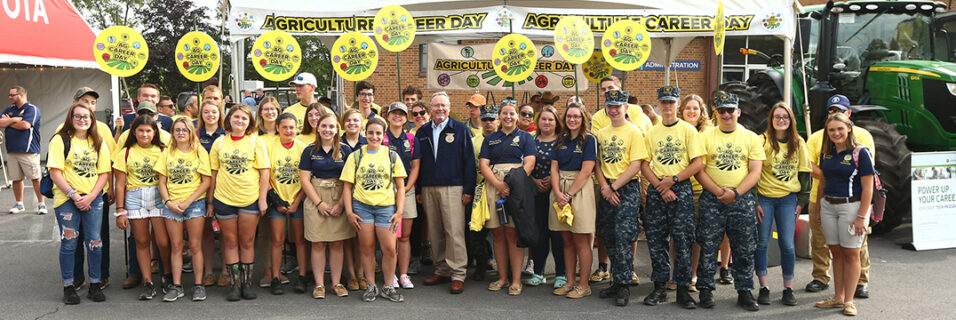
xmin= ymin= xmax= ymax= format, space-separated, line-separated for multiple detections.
xmin=445 ymin=133 xmax=455 ymax=143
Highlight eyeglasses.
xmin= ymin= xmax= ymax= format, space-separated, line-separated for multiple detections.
xmin=828 ymin=108 xmax=845 ymax=114
xmin=7 ymin=94 xmax=18 ymax=97
xmin=173 ymin=128 xmax=191 ymax=133
xmin=501 ymin=99 xmax=516 ymax=104
xmin=358 ymin=92 xmax=374 ymax=97
xmin=72 ymin=114 xmax=91 ymax=121
xmin=773 ymin=115 xmax=790 ymax=122
xmin=159 ymin=104 xmax=175 ymax=108
xmin=481 ymin=118 xmax=497 ymax=122
xmin=520 ymin=111 xmax=535 ymax=118
xmin=716 ymin=108 xmax=736 ymax=115
xmin=411 ymin=110 xmax=427 ymax=117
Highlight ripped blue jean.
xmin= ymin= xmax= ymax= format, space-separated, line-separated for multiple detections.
xmin=54 ymin=195 xmax=105 ymax=286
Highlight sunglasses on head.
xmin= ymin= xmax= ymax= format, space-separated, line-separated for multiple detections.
xmin=716 ymin=108 xmax=736 ymax=115
xmin=501 ymin=99 xmax=516 ymax=104
xmin=411 ymin=110 xmax=427 ymax=117
xmin=520 ymin=111 xmax=534 ymax=118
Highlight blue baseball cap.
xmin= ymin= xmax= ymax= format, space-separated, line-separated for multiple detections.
xmin=827 ymin=94 xmax=850 ymax=111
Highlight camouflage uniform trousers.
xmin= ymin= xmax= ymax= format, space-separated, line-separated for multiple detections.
xmin=597 ymin=179 xmax=642 ymax=285
xmin=695 ymin=189 xmax=757 ymax=292
xmin=644 ymin=180 xmax=696 ymax=286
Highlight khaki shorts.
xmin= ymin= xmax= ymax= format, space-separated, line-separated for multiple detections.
xmin=8 ymin=152 xmax=41 ymax=181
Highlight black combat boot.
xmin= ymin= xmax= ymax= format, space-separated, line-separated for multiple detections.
xmin=698 ymin=288 xmax=715 ymax=308
xmin=615 ymin=285 xmax=630 ymax=306
xmin=643 ymin=281 xmax=667 ymax=306
xmin=676 ymin=285 xmax=697 ymax=309
xmin=599 ymin=283 xmax=623 ymax=299
xmin=737 ymin=290 xmax=759 ymax=311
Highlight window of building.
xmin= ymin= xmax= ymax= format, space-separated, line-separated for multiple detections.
xmin=419 ymin=43 xmax=428 ymax=74
xmin=722 ymin=35 xmax=784 ymax=83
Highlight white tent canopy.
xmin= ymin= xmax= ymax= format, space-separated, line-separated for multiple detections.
xmin=226 ymin=0 xmax=801 ymax=104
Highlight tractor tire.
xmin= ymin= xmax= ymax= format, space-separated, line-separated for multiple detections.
xmin=853 ymin=117 xmax=912 ymax=234
xmin=719 ymin=81 xmax=772 ymax=135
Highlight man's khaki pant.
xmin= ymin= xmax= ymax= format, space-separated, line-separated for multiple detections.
xmin=423 ymin=186 xmax=468 ymax=281
xmin=809 ymin=202 xmax=870 ymax=285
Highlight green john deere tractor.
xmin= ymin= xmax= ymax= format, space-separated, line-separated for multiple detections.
xmin=720 ymin=0 xmax=956 ymax=234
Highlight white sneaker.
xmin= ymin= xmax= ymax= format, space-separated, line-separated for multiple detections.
xmin=37 ymin=203 xmax=47 ymax=215
xmin=399 ymin=274 xmax=414 ymax=289
xmin=9 ymin=203 xmax=24 ymax=214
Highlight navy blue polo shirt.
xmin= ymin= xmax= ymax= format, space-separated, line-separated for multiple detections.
xmin=300 ymin=143 xmax=354 ymax=179
xmin=124 ymin=113 xmax=172 ymax=132
xmin=386 ymin=131 xmax=413 ymax=174
xmin=343 ymin=134 xmax=367 ymax=151
xmin=532 ymin=138 xmax=556 ymax=179
xmin=197 ymin=125 xmax=226 ymax=152
xmin=478 ymin=129 xmax=535 ymax=166
xmin=2 ymin=102 xmax=41 ymax=153
xmin=820 ymin=146 xmax=875 ymax=198
xmin=555 ymin=134 xmax=598 ymax=171
xmin=413 ymin=118 xmax=476 ymax=194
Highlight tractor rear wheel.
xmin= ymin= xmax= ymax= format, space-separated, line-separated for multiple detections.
xmin=853 ymin=117 xmax=912 ymax=234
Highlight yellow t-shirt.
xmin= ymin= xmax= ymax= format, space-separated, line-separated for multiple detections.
xmin=700 ymin=126 xmax=766 ymax=188
xmin=47 ymin=135 xmax=112 ymax=208
xmin=340 ymin=146 xmax=408 ymax=207
xmin=113 ymin=144 xmax=164 ymax=191
xmin=465 ymin=121 xmax=482 ymax=139
xmin=154 ymin=147 xmax=212 ymax=202
xmin=597 ymin=123 xmax=649 ymax=181
xmin=283 ymin=102 xmax=333 ymax=133
xmin=209 ymin=135 xmax=271 ymax=207
xmin=295 ymin=132 xmax=317 ymax=146
xmin=267 ymin=139 xmax=306 ymax=203
xmin=591 ymin=103 xmax=653 ymax=135
xmin=757 ymin=137 xmax=812 ymax=198
xmin=807 ymin=126 xmax=874 ymax=203
xmin=114 ymin=128 xmax=171 ymax=155
xmin=172 ymin=114 xmax=196 ymax=122
xmin=645 ymin=120 xmax=706 ymax=178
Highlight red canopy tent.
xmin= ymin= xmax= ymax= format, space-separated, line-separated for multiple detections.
xmin=0 ymin=0 xmax=118 ymax=160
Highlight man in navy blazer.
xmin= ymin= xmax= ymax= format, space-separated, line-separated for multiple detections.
xmin=413 ymin=91 xmax=476 ymax=294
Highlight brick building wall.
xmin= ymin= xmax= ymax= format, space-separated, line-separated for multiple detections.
xmin=343 ymin=37 xmax=718 ymax=120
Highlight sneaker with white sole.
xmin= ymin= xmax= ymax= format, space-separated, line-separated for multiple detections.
xmin=362 ymin=284 xmax=379 ymax=302
xmin=191 ymin=285 xmax=206 ymax=301
xmin=399 ymin=275 xmax=414 ymax=289
xmin=380 ymin=286 xmax=404 ymax=302
xmin=37 ymin=203 xmax=47 ymax=215
xmin=163 ymin=285 xmax=184 ymax=302
xmin=9 ymin=203 xmax=24 ymax=214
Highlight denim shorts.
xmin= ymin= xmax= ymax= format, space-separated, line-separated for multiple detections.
xmin=352 ymin=199 xmax=396 ymax=228
xmin=162 ymin=198 xmax=207 ymax=222
xmin=212 ymin=198 xmax=259 ymax=220
xmin=126 ymin=186 xmax=163 ymax=220
xmin=267 ymin=204 xmax=304 ymax=220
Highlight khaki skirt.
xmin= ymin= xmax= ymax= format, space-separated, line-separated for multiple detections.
xmin=549 ymin=170 xmax=596 ymax=234
xmin=484 ymin=163 xmax=522 ymax=229
xmin=304 ymin=178 xmax=356 ymax=242
xmin=402 ymin=188 xmax=418 ymax=219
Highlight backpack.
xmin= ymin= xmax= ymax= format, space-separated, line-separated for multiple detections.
xmin=39 ymin=136 xmax=71 ymax=198
xmin=352 ymin=146 xmax=399 ymax=191
xmin=852 ymin=146 xmax=886 ymax=223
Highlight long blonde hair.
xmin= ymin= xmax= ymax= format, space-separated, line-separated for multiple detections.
xmin=679 ymin=94 xmax=712 ymax=132
xmin=821 ymin=113 xmax=859 ymax=156
xmin=169 ymin=117 xmax=199 ymax=152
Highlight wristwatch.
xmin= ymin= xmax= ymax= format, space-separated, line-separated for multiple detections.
xmin=672 ymin=176 xmax=679 ymax=183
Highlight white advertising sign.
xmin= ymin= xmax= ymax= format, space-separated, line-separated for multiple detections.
xmin=911 ymin=152 xmax=956 ymax=251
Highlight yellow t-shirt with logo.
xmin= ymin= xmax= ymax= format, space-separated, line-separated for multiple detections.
xmin=597 ymin=123 xmax=649 ymax=181
xmin=56 ymin=121 xmax=115 ymax=195
xmin=591 ymin=103 xmax=653 ymax=135
xmin=645 ymin=120 xmax=706 ymax=178
xmin=757 ymin=137 xmax=812 ymax=198
xmin=295 ymin=132 xmax=316 ymax=146
xmin=47 ymin=135 xmax=112 ymax=208
xmin=340 ymin=146 xmax=408 ymax=207
xmin=267 ymin=139 xmax=306 ymax=203
xmin=700 ymin=126 xmax=766 ymax=188
xmin=807 ymin=126 xmax=874 ymax=203
xmin=113 ymin=144 xmax=164 ymax=191
xmin=154 ymin=147 xmax=212 ymax=202
xmin=114 ymin=128 xmax=171 ymax=155
xmin=209 ymin=135 xmax=271 ymax=207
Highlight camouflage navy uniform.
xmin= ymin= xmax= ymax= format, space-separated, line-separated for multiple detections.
xmin=597 ymin=179 xmax=642 ymax=285
xmin=644 ymin=180 xmax=696 ymax=285
xmin=695 ymin=190 xmax=757 ymax=291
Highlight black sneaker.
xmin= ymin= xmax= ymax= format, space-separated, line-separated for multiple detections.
xmin=805 ymin=279 xmax=828 ymax=292
xmin=380 ymin=286 xmax=404 ymax=302
xmin=63 ymin=285 xmax=80 ymax=305
xmin=737 ymin=290 xmax=759 ymax=311
xmin=271 ymin=278 xmax=284 ymax=295
xmin=183 ymin=261 xmax=193 ymax=274
xmin=854 ymin=284 xmax=870 ymax=299
xmin=698 ymin=289 xmax=715 ymax=309
xmin=73 ymin=278 xmax=86 ymax=290
xmin=87 ymin=282 xmax=106 ymax=302
xmin=139 ymin=282 xmax=157 ymax=300
xmin=615 ymin=286 xmax=630 ymax=307
xmin=781 ymin=288 xmax=797 ymax=306
xmin=599 ymin=283 xmax=622 ymax=299
xmin=718 ymin=267 xmax=734 ymax=285
xmin=757 ymin=287 xmax=771 ymax=305
xmin=292 ymin=276 xmax=307 ymax=294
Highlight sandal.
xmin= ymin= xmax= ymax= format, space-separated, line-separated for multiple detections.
xmin=487 ymin=280 xmax=509 ymax=291
xmin=815 ymin=297 xmax=845 ymax=309
xmin=508 ymin=285 xmax=523 ymax=296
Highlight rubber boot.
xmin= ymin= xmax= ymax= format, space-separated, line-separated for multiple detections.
xmin=226 ymin=263 xmax=241 ymax=301
xmin=241 ymin=263 xmax=257 ymax=300
xmin=676 ymin=286 xmax=697 ymax=309
xmin=643 ymin=281 xmax=667 ymax=306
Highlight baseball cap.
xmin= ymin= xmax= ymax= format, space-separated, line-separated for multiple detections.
xmin=136 ymin=101 xmax=158 ymax=115
xmin=466 ymin=93 xmax=486 ymax=107
xmin=604 ymin=90 xmax=629 ymax=106
xmin=827 ymin=94 xmax=850 ymax=111
xmin=657 ymin=86 xmax=680 ymax=101
xmin=480 ymin=105 xmax=499 ymax=120
xmin=387 ymin=102 xmax=408 ymax=115
xmin=289 ymin=72 xmax=317 ymax=87
xmin=713 ymin=92 xmax=739 ymax=109
xmin=73 ymin=87 xmax=99 ymax=101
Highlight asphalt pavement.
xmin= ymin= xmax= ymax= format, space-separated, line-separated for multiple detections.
xmin=0 ymin=188 xmax=952 ymax=320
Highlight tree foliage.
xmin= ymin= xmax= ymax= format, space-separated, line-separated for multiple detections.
xmin=72 ymin=0 xmax=147 ymax=31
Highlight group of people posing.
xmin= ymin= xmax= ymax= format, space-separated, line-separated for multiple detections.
xmin=39 ymin=73 xmax=874 ymax=317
